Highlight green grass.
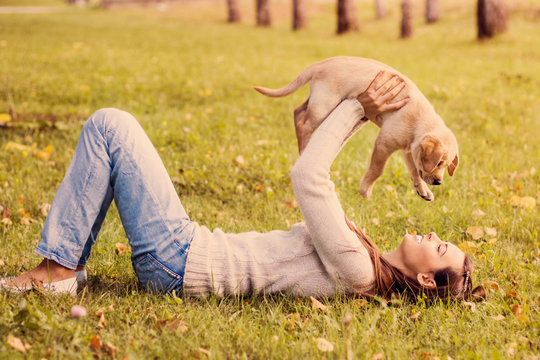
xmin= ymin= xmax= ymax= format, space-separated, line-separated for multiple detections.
xmin=1 ymin=0 xmax=540 ymax=358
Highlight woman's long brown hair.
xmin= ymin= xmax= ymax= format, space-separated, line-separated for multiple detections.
xmin=344 ymin=216 xmax=486 ymax=302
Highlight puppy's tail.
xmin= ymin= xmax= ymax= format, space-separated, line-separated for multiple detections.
xmin=253 ymin=65 xmax=316 ymax=98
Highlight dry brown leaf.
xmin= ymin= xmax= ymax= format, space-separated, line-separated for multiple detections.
xmin=284 ymin=199 xmax=298 ymax=209
xmin=1 ymin=206 xmax=10 ymax=219
xmin=97 ymin=313 xmax=106 ymax=328
xmin=198 ymin=348 xmax=211 ymax=356
xmin=105 ymin=342 xmax=118 ymax=354
xmin=315 ymin=338 xmax=334 ymax=352
xmin=372 ymin=218 xmax=379 ymax=225
xmin=506 ymin=290 xmax=517 ymax=299
xmin=408 ymin=229 xmax=417 ymax=235
xmin=491 ymin=180 xmax=504 ymax=192
xmin=0 ymin=259 xmax=4 ymax=266
xmin=115 ymin=243 xmax=131 ymax=256
xmin=487 ymin=238 xmax=497 ymax=246
xmin=512 ymin=305 xmax=522 ymax=315
xmin=410 ymin=311 xmax=422 ymax=321
xmin=90 ymin=334 xmax=102 ymax=350
xmin=492 ymin=314 xmax=505 ymax=321
xmin=235 ymin=155 xmax=245 ymax=165
xmin=38 ymin=203 xmax=51 ymax=217
xmin=458 ymin=241 xmax=478 ymax=254
xmin=482 ymin=281 xmax=500 ymax=291
xmin=354 ymin=299 xmax=368 ymax=308
xmin=372 ymin=353 xmax=384 ymax=360
xmin=1 ymin=218 xmax=12 ymax=225
xmin=445 ymin=309 xmax=457 ymax=320
xmin=6 ymin=335 xmax=27 ymax=354
xmin=217 ymin=211 xmax=227 ymax=218
xmin=466 ymin=227 xmax=484 ymax=240
xmin=310 ymin=296 xmax=329 ymax=313
xmin=463 ymin=301 xmax=476 ymax=312
xmin=485 ymin=227 xmax=497 ymax=237
xmin=156 ymin=319 xmax=189 ymax=333
xmin=472 ymin=208 xmax=485 ymax=217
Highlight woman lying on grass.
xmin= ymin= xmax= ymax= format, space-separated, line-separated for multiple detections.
xmin=0 ymin=73 xmax=485 ymax=302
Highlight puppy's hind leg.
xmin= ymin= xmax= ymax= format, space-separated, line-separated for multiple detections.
xmin=295 ymin=93 xmax=342 ymax=154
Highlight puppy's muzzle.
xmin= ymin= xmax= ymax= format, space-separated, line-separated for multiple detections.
xmin=432 ymin=179 xmax=442 ymax=186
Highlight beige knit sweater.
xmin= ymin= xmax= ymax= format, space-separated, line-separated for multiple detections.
xmin=183 ymin=99 xmax=375 ymax=297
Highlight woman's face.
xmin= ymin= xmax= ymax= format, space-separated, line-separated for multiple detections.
xmin=397 ymin=232 xmax=465 ymax=278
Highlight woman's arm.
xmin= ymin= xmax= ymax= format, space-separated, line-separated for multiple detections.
xmin=291 ymin=73 xmax=409 ymax=290
xmin=291 ymin=99 xmax=373 ymax=289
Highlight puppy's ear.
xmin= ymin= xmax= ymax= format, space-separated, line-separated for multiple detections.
xmin=420 ymin=135 xmax=445 ymax=173
xmin=448 ymin=154 xmax=459 ymax=177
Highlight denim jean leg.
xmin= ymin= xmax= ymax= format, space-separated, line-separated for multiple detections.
xmin=36 ymin=108 xmax=196 ymax=292
xmin=78 ymin=185 xmax=114 ymax=267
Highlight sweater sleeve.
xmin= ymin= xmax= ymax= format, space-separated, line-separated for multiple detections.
xmin=290 ymin=99 xmax=374 ymax=291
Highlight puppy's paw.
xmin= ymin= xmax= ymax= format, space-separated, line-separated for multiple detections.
xmin=414 ymin=182 xmax=434 ymax=202
xmin=359 ymin=182 xmax=374 ymax=200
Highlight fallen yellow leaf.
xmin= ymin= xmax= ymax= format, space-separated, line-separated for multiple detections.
xmin=115 ymin=243 xmax=131 ymax=256
xmin=512 ymin=305 xmax=522 ymax=315
xmin=0 ymin=113 xmax=11 ymax=123
xmin=520 ymin=197 xmax=536 ymax=210
xmin=487 ymin=238 xmax=497 ymax=246
xmin=35 ymin=145 xmax=53 ymax=161
xmin=466 ymin=227 xmax=484 ymax=240
xmin=516 ymin=315 xmax=531 ymax=323
xmin=315 ymin=337 xmax=334 ymax=352
xmin=97 ymin=313 xmax=106 ymax=328
xmin=372 ymin=353 xmax=384 ymax=360
xmin=485 ymin=227 xmax=497 ymax=237
xmin=38 ymin=203 xmax=51 ymax=217
xmin=492 ymin=314 xmax=505 ymax=321
xmin=472 ymin=208 xmax=485 ymax=217
xmin=459 ymin=241 xmax=478 ymax=254
xmin=235 ymin=155 xmax=245 ymax=165
xmin=6 ymin=334 xmax=26 ymax=354
xmin=310 ymin=296 xmax=329 ymax=313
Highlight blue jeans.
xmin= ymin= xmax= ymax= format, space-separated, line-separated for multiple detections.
xmin=35 ymin=108 xmax=197 ymax=293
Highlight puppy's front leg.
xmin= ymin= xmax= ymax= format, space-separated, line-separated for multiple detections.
xmin=359 ymin=137 xmax=394 ymax=199
xmin=401 ymin=150 xmax=434 ymax=201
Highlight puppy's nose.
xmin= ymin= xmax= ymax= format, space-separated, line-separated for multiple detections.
xmin=433 ymin=179 xmax=442 ymax=186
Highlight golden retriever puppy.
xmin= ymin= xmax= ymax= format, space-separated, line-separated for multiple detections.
xmin=254 ymin=56 xmax=458 ymax=201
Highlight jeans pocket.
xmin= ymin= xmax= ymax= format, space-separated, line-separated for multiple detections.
xmin=133 ymin=253 xmax=183 ymax=293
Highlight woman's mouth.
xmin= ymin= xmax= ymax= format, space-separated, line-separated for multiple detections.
xmin=416 ymin=235 xmax=423 ymax=244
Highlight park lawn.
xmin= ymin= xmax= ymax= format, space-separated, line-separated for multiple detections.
xmin=0 ymin=0 xmax=539 ymax=358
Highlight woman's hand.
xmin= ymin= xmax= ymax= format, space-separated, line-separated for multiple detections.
xmin=357 ymin=71 xmax=410 ymax=128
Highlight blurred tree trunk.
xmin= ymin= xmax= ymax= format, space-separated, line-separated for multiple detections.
xmin=293 ymin=0 xmax=307 ymax=30
xmin=337 ymin=0 xmax=359 ymax=34
xmin=227 ymin=0 xmax=241 ymax=23
xmin=375 ymin=0 xmax=388 ymax=19
xmin=257 ymin=0 xmax=272 ymax=26
xmin=477 ymin=0 xmax=508 ymax=39
xmin=401 ymin=0 xmax=413 ymax=38
xmin=426 ymin=0 xmax=440 ymax=23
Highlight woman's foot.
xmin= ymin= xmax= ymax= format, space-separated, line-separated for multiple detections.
xmin=2 ymin=259 xmax=75 ymax=289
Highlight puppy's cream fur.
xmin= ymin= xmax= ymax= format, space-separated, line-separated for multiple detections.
xmin=254 ymin=56 xmax=459 ymax=201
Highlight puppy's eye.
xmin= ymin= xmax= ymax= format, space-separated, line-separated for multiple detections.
xmin=437 ymin=161 xmax=443 ymax=167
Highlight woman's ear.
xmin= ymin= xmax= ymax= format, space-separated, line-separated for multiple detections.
xmin=417 ymin=273 xmax=436 ymax=289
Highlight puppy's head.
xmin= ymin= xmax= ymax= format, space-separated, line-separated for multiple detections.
xmin=413 ymin=131 xmax=459 ymax=185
